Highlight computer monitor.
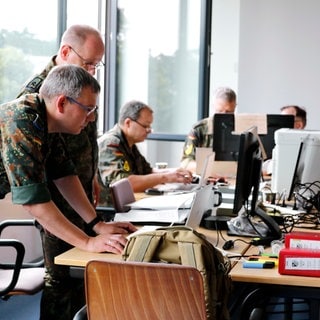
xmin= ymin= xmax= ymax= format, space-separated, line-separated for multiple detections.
xmin=233 ymin=126 xmax=262 ymax=216
xmin=212 ymin=114 xmax=240 ymax=161
xmin=271 ymin=129 xmax=320 ymax=196
xmin=288 ymin=135 xmax=320 ymax=203
xmin=232 ymin=126 xmax=282 ymax=239
xmin=213 ymin=114 xmax=294 ymax=161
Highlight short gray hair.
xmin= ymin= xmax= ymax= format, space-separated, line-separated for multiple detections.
xmin=213 ymin=86 xmax=237 ymax=103
xmin=119 ymin=100 xmax=153 ymax=124
xmin=40 ymin=65 xmax=100 ymax=99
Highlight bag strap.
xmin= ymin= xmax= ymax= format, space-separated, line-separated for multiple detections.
xmin=178 ymin=242 xmax=197 ymax=268
xmin=125 ymin=234 xmax=162 ymax=262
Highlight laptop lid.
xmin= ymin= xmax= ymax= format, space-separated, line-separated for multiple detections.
xmin=114 ymin=185 xmax=213 ymax=227
xmin=185 ymin=184 xmax=213 ymax=229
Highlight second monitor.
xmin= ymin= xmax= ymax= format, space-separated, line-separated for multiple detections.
xmin=213 ymin=114 xmax=294 ymax=160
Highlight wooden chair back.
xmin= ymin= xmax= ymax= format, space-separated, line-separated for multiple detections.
xmin=85 ymin=260 xmax=207 ymax=320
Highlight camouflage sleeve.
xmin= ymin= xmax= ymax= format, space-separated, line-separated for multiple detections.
xmin=1 ymin=108 xmax=51 ymax=204
xmin=98 ymin=135 xmax=131 ymax=187
xmin=181 ymin=128 xmax=199 ymax=163
xmin=16 ymin=75 xmax=44 ymax=98
xmin=181 ymin=118 xmax=213 ymax=165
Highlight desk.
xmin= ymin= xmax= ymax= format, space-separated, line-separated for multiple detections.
xmin=54 ymin=228 xmax=250 ymax=268
xmin=231 ymin=245 xmax=320 ymax=288
xmin=230 ymin=239 xmax=320 ymax=319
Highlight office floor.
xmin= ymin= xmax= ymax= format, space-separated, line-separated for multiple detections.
xmin=0 ymin=291 xmax=41 ymax=320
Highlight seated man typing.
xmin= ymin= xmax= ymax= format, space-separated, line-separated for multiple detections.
xmin=98 ymin=100 xmax=192 ymax=206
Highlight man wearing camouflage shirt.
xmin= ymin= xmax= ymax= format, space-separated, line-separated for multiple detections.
xmin=98 ymin=100 xmax=192 ymax=206
xmin=10 ymin=65 xmax=136 ymax=320
xmin=180 ymin=87 xmax=237 ymax=173
xmin=16 ymin=25 xmax=105 ymax=319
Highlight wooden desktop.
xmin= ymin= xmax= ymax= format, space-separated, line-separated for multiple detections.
xmin=54 ymin=227 xmax=250 ymax=268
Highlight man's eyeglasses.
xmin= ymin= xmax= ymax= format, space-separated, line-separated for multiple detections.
xmin=131 ymin=119 xmax=153 ymax=132
xmin=69 ymin=46 xmax=105 ymax=70
xmin=66 ymin=97 xmax=98 ymax=116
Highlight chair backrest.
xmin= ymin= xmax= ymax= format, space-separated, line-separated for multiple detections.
xmin=85 ymin=260 xmax=207 ymax=320
xmin=109 ymin=178 xmax=135 ymax=212
xmin=0 ymin=219 xmax=45 ymax=300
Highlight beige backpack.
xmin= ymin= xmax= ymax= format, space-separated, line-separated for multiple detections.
xmin=123 ymin=226 xmax=232 ymax=320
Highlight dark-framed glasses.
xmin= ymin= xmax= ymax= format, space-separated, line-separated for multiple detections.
xmin=131 ymin=119 xmax=153 ymax=132
xmin=69 ymin=46 xmax=105 ymax=70
xmin=66 ymin=97 xmax=98 ymax=116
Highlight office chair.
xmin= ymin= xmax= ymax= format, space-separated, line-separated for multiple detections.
xmin=0 ymin=219 xmax=45 ymax=300
xmin=81 ymin=259 xmax=207 ymax=320
xmin=109 ymin=178 xmax=135 ymax=212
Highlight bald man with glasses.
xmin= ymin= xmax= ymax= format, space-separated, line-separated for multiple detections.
xmin=98 ymin=100 xmax=193 ymax=207
xmin=16 ymin=25 xmax=107 ymax=320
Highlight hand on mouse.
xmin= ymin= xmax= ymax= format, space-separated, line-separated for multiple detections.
xmin=206 ymin=176 xmax=227 ymax=185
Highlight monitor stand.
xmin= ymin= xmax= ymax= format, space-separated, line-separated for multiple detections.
xmin=201 ymin=215 xmax=231 ymax=230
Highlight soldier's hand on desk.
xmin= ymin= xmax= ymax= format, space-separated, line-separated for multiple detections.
xmin=87 ymin=233 xmax=129 ymax=254
xmin=94 ymin=221 xmax=137 ymax=236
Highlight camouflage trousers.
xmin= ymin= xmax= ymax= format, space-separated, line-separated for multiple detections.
xmin=39 ymin=229 xmax=85 ymax=320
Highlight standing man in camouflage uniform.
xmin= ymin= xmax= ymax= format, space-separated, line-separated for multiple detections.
xmin=98 ymin=100 xmax=192 ymax=206
xmin=16 ymin=25 xmax=128 ymax=320
xmin=3 ymin=65 xmax=136 ymax=320
xmin=180 ymin=87 xmax=237 ymax=173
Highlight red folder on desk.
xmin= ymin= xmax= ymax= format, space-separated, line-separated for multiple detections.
xmin=285 ymin=232 xmax=320 ymax=250
xmin=278 ymin=248 xmax=320 ymax=277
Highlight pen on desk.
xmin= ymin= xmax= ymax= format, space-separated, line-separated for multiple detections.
xmin=248 ymin=257 xmax=278 ymax=266
xmin=260 ymin=253 xmax=279 ymax=258
xmin=243 ymin=261 xmax=275 ymax=269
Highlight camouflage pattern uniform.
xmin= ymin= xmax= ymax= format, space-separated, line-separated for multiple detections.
xmin=98 ymin=124 xmax=153 ymax=206
xmin=0 ymin=93 xmax=76 ymax=198
xmin=181 ymin=116 xmax=214 ymax=168
xmin=16 ymin=56 xmax=97 ymax=319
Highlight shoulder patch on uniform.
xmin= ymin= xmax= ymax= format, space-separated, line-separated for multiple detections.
xmin=26 ymin=76 xmax=43 ymax=92
xmin=185 ymin=144 xmax=193 ymax=155
xmin=123 ymin=160 xmax=130 ymax=172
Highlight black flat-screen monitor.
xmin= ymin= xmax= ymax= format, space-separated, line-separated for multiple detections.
xmin=212 ymin=114 xmax=240 ymax=161
xmin=232 ymin=126 xmax=282 ymax=239
xmin=213 ymin=114 xmax=294 ymax=160
xmin=233 ymin=127 xmax=262 ymax=216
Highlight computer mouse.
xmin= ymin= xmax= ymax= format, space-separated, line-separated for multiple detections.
xmin=191 ymin=175 xmax=200 ymax=184
xmin=222 ymin=240 xmax=234 ymax=250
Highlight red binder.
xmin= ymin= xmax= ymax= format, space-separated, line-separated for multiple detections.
xmin=285 ymin=232 xmax=320 ymax=250
xmin=278 ymin=247 xmax=320 ymax=276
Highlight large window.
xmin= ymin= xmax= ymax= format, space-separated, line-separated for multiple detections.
xmin=1 ymin=0 xmax=211 ymax=141
xmin=105 ymin=0 xmax=211 ymax=139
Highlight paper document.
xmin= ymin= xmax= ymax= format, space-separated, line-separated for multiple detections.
xmin=114 ymin=208 xmax=189 ymax=224
xmin=127 ymin=192 xmax=195 ymax=210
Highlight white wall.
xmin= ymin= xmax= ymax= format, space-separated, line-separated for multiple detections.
xmin=145 ymin=0 xmax=320 ymax=165
xmin=236 ymin=0 xmax=320 ymax=130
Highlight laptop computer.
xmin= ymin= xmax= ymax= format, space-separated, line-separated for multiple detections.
xmin=151 ymin=153 xmax=215 ymax=194
xmin=114 ymin=184 xmax=213 ymax=229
